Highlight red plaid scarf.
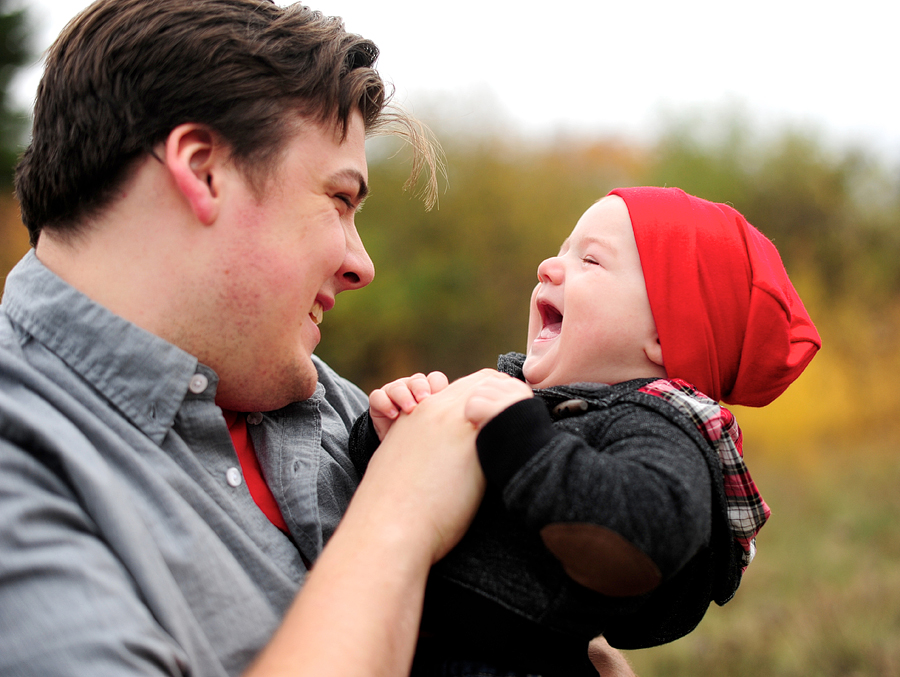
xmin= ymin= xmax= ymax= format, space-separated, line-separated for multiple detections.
xmin=639 ymin=378 xmax=770 ymax=568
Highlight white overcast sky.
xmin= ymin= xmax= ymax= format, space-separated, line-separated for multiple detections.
xmin=12 ymin=0 xmax=900 ymax=159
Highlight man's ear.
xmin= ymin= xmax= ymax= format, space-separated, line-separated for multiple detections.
xmin=645 ymin=334 xmax=665 ymax=369
xmin=165 ymin=123 xmax=223 ymax=225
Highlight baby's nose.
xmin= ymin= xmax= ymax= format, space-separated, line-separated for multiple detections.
xmin=537 ymin=256 xmax=563 ymax=284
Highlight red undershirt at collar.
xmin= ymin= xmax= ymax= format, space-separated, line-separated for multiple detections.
xmin=222 ymin=410 xmax=289 ymax=532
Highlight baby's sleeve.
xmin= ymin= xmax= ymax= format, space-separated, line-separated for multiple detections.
xmin=348 ymin=411 xmax=381 ymax=476
xmin=476 ymin=398 xmax=712 ymax=597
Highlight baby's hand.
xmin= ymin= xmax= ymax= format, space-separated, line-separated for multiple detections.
xmin=369 ymin=371 xmax=450 ymax=440
xmin=464 ymin=374 xmax=534 ymax=430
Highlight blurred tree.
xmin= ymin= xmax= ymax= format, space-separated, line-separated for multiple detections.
xmin=316 ymin=109 xmax=900 ymax=443
xmin=640 ymin=110 xmax=900 ymax=308
xmin=0 ymin=0 xmax=31 ymax=185
xmin=0 ymin=0 xmax=32 ymax=279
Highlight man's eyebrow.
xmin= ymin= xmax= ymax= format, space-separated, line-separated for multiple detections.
xmin=332 ymin=169 xmax=369 ymax=204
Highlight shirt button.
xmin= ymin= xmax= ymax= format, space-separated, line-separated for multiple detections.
xmin=247 ymin=412 xmax=263 ymax=425
xmin=225 ymin=467 xmax=243 ymax=487
xmin=189 ymin=373 xmax=209 ymax=394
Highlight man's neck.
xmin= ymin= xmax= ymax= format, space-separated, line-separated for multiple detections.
xmin=34 ymin=158 xmax=205 ymax=348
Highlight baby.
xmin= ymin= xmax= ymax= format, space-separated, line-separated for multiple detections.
xmin=349 ymin=187 xmax=820 ymax=676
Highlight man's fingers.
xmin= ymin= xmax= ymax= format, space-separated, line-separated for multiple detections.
xmin=463 ymin=376 xmax=534 ymax=429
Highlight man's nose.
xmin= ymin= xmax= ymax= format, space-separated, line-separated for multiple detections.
xmin=337 ymin=227 xmax=375 ymax=291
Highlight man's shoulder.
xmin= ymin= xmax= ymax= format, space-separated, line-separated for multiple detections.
xmin=0 ymin=338 xmax=91 ymax=482
xmin=0 ymin=310 xmax=49 ymax=426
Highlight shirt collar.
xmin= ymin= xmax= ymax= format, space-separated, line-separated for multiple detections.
xmin=2 ymin=251 xmax=205 ymax=444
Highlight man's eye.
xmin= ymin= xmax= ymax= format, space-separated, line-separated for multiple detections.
xmin=336 ymin=195 xmax=354 ymax=208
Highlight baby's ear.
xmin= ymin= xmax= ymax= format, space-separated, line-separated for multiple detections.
xmin=645 ymin=335 xmax=664 ymax=369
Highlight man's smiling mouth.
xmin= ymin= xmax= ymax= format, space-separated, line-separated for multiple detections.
xmin=310 ymin=301 xmax=324 ymax=325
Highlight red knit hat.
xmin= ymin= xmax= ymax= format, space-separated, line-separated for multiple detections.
xmin=608 ymin=187 xmax=820 ymax=407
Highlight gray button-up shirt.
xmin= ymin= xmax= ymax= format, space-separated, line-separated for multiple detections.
xmin=0 ymin=252 xmax=367 ymax=676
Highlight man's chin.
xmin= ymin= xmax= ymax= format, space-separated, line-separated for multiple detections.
xmin=293 ymin=377 xmax=319 ymax=403
xmin=271 ymin=373 xmax=320 ymax=410
xmin=284 ymin=358 xmax=321 ymax=404
xmin=216 ymin=373 xmax=319 ymax=412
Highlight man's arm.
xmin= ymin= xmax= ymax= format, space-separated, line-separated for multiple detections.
xmin=245 ymin=371 xmax=499 ymax=677
xmin=0 ymin=437 xmax=198 ymax=676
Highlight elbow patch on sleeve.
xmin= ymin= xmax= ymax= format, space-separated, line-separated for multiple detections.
xmin=540 ymin=523 xmax=662 ymax=597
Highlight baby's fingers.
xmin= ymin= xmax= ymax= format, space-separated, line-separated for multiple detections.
xmin=369 ymin=388 xmax=401 ymax=421
xmin=376 ymin=373 xmax=432 ymax=415
xmin=426 ymin=371 xmax=450 ymax=395
xmin=405 ymin=373 xmax=434 ymax=405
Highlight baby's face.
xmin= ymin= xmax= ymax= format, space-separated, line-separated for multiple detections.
xmin=522 ymin=195 xmax=665 ymax=389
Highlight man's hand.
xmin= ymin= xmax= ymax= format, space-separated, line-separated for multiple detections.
xmin=366 ymin=369 xmax=507 ymax=561
xmin=248 ymin=370 xmax=505 ymax=677
xmin=464 ymin=373 xmax=534 ymax=431
xmin=369 ymin=371 xmax=449 ymax=440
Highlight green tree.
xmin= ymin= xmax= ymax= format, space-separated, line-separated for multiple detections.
xmin=317 ymin=108 xmax=900 ymax=410
xmin=0 ymin=0 xmax=32 ymax=185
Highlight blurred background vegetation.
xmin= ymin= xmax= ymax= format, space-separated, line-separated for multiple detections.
xmin=320 ymin=115 xmax=900 ymax=454
xmin=0 ymin=3 xmax=897 ymax=673
xmin=0 ymin=0 xmax=31 ymax=276
xmin=327 ymin=91 xmax=900 ymax=677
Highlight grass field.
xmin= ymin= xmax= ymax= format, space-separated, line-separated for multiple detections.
xmin=622 ymin=445 xmax=900 ymax=677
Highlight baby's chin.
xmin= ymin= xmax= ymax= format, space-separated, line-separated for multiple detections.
xmin=520 ymin=355 xmax=542 ymax=388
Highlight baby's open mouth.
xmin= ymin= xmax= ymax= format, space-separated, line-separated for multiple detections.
xmin=537 ymin=301 xmax=562 ymax=340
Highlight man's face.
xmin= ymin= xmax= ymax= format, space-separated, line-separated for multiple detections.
xmin=522 ymin=195 xmax=662 ymax=390
xmin=205 ymin=110 xmax=373 ymax=411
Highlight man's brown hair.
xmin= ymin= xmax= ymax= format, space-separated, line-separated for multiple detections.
xmin=15 ymin=0 xmax=436 ymax=245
